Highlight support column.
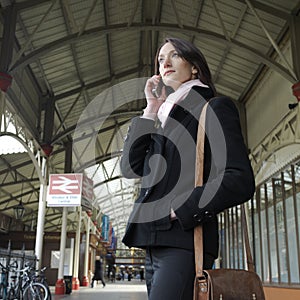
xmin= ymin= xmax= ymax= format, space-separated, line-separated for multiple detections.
xmin=72 ymin=207 xmax=82 ymax=290
xmin=35 ymin=156 xmax=47 ymax=270
xmin=0 ymin=2 xmax=16 ymax=122
xmin=0 ymin=3 xmax=17 ymax=72
xmin=290 ymin=15 xmax=300 ymax=105
xmin=55 ymin=141 xmax=72 ymax=294
xmin=0 ymin=72 xmax=13 ymax=129
xmin=41 ymin=95 xmax=55 ymax=157
xmin=55 ymin=207 xmax=68 ymax=294
xmin=82 ymin=217 xmax=91 ymax=286
xmin=0 ymin=90 xmax=5 ymax=130
xmin=290 ymin=15 xmax=300 ymax=80
xmin=68 ymin=238 xmax=74 ymax=276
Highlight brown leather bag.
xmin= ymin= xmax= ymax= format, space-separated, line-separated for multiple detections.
xmin=193 ymin=103 xmax=265 ymax=300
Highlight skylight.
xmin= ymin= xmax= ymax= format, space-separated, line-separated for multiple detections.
xmin=0 ymin=135 xmax=27 ymax=155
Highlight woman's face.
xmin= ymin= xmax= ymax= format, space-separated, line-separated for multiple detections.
xmin=158 ymin=42 xmax=193 ymax=90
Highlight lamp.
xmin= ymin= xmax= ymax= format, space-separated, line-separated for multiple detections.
xmin=289 ymin=82 xmax=300 ymax=109
xmin=14 ymin=200 xmax=25 ymax=220
xmin=292 ymin=81 xmax=300 ymax=101
xmin=288 ymin=103 xmax=298 ymax=109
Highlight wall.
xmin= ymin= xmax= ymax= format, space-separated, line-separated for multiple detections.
xmin=264 ymin=286 xmax=300 ymax=300
xmin=246 ymin=43 xmax=294 ymax=150
xmin=0 ymin=231 xmax=78 ymax=285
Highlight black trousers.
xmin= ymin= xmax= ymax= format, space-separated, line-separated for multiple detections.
xmin=145 ymin=246 xmax=214 ymax=300
xmin=91 ymin=276 xmax=105 ymax=287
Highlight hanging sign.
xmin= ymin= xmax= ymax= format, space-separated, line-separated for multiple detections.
xmin=47 ymin=173 xmax=83 ymax=207
xmin=81 ymin=175 xmax=94 ymax=211
xmin=102 ymin=215 xmax=110 ymax=242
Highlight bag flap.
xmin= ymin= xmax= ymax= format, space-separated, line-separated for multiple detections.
xmin=204 ymin=269 xmax=265 ymax=300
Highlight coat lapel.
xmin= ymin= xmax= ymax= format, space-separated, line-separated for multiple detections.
xmin=140 ymin=130 xmax=165 ymax=192
xmin=162 ymin=87 xmax=209 ymax=144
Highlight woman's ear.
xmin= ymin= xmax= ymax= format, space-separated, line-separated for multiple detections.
xmin=192 ymin=66 xmax=198 ymax=75
xmin=192 ymin=66 xmax=198 ymax=79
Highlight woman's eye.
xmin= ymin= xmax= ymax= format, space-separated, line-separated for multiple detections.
xmin=172 ymin=52 xmax=179 ymax=58
xmin=158 ymin=58 xmax=165 ymax=64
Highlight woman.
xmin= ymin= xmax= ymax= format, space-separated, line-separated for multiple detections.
xmin=120 ymin=37 xmax=255 ymax=299
xmin=91 ymin=256 xmax=105 ymax=288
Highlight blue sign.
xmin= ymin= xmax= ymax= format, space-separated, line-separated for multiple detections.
xmin=102 ymin=215 xmax=109 ymax=241
xmin=110 ymin=228 xmax=117 ymax=250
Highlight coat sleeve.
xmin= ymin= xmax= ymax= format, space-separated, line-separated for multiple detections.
xmin=174 ymin=97 xmax=255 ymax=230
xmin=120 ymin=117 xmax=156 ymax=178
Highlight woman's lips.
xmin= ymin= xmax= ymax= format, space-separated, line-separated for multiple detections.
xmin=164 ymin=70 xmax=175 ymax=76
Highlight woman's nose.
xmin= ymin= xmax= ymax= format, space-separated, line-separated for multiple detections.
xmin=163 ymin=56 xmax=171 ymax=67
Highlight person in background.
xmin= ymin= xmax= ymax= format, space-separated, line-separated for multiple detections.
xmin=110 ymin=265 xmax=116 ymax=282
xmin=91 ymin=255 xmax=106 ymax=288
xmin=120 ymin=37 xmax=255 ymax=299
xmin=139 ymin=268 xmax=144 ymax=281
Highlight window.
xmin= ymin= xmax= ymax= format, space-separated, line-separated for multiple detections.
xmin=219 ymin=160 xmax=300 ymax=287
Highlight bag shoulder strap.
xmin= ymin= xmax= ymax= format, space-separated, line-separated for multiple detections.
xmin=194 ymin=102 xmax=208 ymax=276
xmin=241 ymin=205 xmax=255 ymax=272
xmin=194 ymin=101 xmax=255 ymax=275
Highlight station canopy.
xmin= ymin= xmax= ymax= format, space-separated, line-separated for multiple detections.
xmin=0 ymin=0 xmax=299 ymax=248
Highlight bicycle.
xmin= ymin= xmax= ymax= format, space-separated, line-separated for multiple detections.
xmin=22 ymin=266 xmax=49 ymax=300
xmin=0 ymin=263 xmax=8 ymax=300
xmin=33 ymin=267 xmax=52 ymax=300
xmin=39 ymin=267 xmax=52 ymax=300
xmin=6 ymin=268 xmax=22 ymax=300
xmin=7 ymin=265 xmax=49 ymax=300
xmin=0 ymin=261 xmax=18 ymax=300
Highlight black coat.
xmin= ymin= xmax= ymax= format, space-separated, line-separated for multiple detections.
xmin=93 ymin=260 xmax=103 ymax=280
xmin=120 ymin=86 xmax=255 ymax=258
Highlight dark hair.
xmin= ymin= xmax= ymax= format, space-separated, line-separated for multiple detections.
xmin=154 ymin=37 xmax=217 ymax=96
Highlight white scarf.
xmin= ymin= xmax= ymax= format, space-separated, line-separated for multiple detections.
xmin=157 ymin=79 xmax=209 ymax=128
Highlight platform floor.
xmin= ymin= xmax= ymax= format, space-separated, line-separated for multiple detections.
xmin=50 ymin=280 xmax=148 ymax=300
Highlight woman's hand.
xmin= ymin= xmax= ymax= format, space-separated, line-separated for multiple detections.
xmin=143 ymin=75 xmax=166 ymax=115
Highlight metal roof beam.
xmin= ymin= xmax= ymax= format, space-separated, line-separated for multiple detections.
xmin=52 ymin=66 xmax=141 ymax=102
xmin=16 ymin=0 xmax=52 ymax=11
xmin=127 ymin=0 xmax=140 ymax=26
xmin=57 ymin=0 xmax=86 ymax=139
xmin=290 ymin=15 xmax=300 ymax=79
xmin=0 ymin=156 xmax=35 ymax=175
xmin=0 ymin=186 xmax=39 ymax=207
xmin=13 ymin=71 xmax=40 ymax=117
xmin=93 ymin=176 xmax=122 ymax=188
xmin=42 ymin=95 xmax=55 ymax=144
xmin=245 ymin=0 xmax=297 ymax=81
xmin=234 ymin=0 xmax=290 ymax=20
xmin=103 ymin=0 xmax=113 ymax=77
xmin=6 ymin=88 xmax=40 ymax=138
xmin=0 ymin=3 xmax=17 ymax=71
xmin=211 ymin=0 xmax=230 ymax=41
xmin=213 ymin=4 xmax=247 ymax=82
xmin=61 ymin=0 xmax=78 ymax=32
xmin=73 ymin=151 xmax=122 ymax=173
xmin=170 ymin=0 xmax=183 ymax=28
xmin=8 ymin=23 xmax=297 ymax=83
xmin=78 ymin=0 xmax=98 ymax=37
xmin=103 ymin=122 xmax=118 ymax=157
xmin=61 ymin=0 xmax=83 ymax=80
xmin=53 ymin=90 xmax=82 ymax=137
xmin=9 ymin=0 xmax=59 ymax=70
xmin=0 ymin=177 xmax=39 ymax=187
xmin=51 ymin=111 xmax=138 ymax=146
xmin=0 ymin=155 xmax=17 ymax=182
xmin=13 ymin=15 xmax=45 ymax=96
xmin=190 ymin=0 xmax=204 ymax=43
